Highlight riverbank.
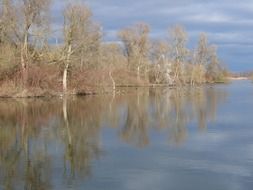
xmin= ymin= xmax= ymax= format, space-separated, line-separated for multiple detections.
xmin=0 ymin=80 xmax=229 ymax=98
xmin=226 ymin=77 xmax=249 ymax=80
xmin=0 ymin=65 xmax=229 ymax=98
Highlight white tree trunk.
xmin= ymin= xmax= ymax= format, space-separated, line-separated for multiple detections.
xmin=63 ymin=45 xmax=72 ymax=95
xmin=63 ymin=63 xmax=69 ymax=95
xmin=109 ymin=70 xmax=116 ymax=91
xmin=137 ymin=66 xmax=140 ymax=81
xmin=21 ymin=32 xmax=29 ymax=88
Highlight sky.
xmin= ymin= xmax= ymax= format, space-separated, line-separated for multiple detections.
xmin=53 ymin=0 xmax=253 ymax=72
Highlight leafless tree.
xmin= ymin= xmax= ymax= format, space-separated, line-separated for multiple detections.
xmin=191 ymin=33 xmax=209 ymax=84
xmin=19 ymin=0 xmax=51 ymax=87
xmin=169 ymin=25 xmax=189 ymax=84
xmin=206 ymin=45 xmax=223 ymax=82
xmin=118 ymin=23 xmax=150 ymax=82
xmin=150 ymin=40 xmax=173 ymax=84
xmin=0 ymin=0 xmax=16 ymax=45
xmin=62 ymin=3 xmax=101 ymax=95
xmin=100 ymin=42 xmax=127 ymax=92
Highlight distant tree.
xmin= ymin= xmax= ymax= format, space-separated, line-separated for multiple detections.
xmin=62 ymin=3 xmax=101 ymax=94
xmin=0 ymin=1 xmax=228 ymax=96
xmin=150 ymin=40 xmax=173 ymax=84
xmin=191 ymin=33 xmax=209 ymax=84
xmin=206 ymin=45 xmax=224 ymax=82
xmin=0 ymin=0 xmax=19 ymax=77
xmin=0 ymin=0 xmax=16 ymax=45
xmin=193 ymin=33 xmax=224 ymax=83
xmin=0 ymin=0 xmax=51 ymax=87
xmin=100 ymin=42 xmax=127 ymax=91
xmin=118 ymin=23 xmax=150 ymax=81
xmin=169 ymin=25 xmax=189 ymax=84
xmin=19 ymin=0 xmax=51 ymax=87
xmin=195 ymin=33 xmax=209 ymax=66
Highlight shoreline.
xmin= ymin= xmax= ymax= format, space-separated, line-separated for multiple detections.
xmin=226 ymin=77 xmax=249 ymax=80
xmin=0 ymin=82 xmax=230 ymax=99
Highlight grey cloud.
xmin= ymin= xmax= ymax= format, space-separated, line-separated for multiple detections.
xmin=52 ymin=0 xmax=253 ymax=71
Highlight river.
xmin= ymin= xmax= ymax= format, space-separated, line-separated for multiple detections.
xmin=0 ymin=80 xmax=253 ymax=190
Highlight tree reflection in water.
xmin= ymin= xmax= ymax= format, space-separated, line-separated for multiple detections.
xmin=0 ymin=86 xmax=227 ymax=188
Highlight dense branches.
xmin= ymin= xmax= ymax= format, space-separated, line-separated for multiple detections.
xmin=118 ymin=23 xmax=150 ymax=81
xmin=0 ymin=0 xmax=227 ymax=97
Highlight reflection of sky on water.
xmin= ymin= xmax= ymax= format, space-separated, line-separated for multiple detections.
xmin=1 ymin=81 xmax=253 ymax=189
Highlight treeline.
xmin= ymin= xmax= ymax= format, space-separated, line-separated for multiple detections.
xmin=0 ymin=0 xmax=227 ymax=97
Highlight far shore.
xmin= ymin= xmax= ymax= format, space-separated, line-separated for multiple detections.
xmin=226 ymin=77 xmax=249 ymax=80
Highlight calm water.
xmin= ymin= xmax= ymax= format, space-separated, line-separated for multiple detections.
xmin=0 ymin=80 xmax=253 ymax=190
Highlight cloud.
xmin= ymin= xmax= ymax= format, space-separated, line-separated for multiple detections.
xmin=52 ymin=0 xmax=253 ymax=71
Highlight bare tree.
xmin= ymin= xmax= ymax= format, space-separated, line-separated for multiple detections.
xmin=195 ymin=33 xmax=209 ymax=65
xmin=0 ymin=0 xmax=19 ymax=76
xmin=118 ymin=23 xmax=150 ymax=82
xmin=0 ymin=1 xmax=227 ymax=96
xmin=18 ymin=0 xmax=51 ymax=87
xmin=62 ymin=3 xmax=101 ymax=95
xmin=169 ymin=25 xmax=189 ymax=84
xmin=0 ymin=0 xmax=50 ymax=89
xmin=0 ymin=0 xmax=16 ymax=45
xmin=191 ymin=33 xmax=209 ymax=84
xmin=100 ymin=42 xmax=127 ymax=92
xmin=206 ymin=45 xmax=223 ymax=82
xmin=150 ymin=40 xmax=173 ymax=84
xmin=192 ymin=33 xmax=224 ymax=83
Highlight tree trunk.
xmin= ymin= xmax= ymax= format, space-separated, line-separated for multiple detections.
xmin=137 ymin=56 xmax=142 ymax=81
xmin=190 ymin=67 xmax=195 ymax=86
xmin=109 ymin=70 xmax=116 ymax=92
xmin=137 ymin=66 xmax=140 ymax=81
xmin=63 ymin=45 xmax=72 ymax=95
xmin=21 ymin=49 xmax=28 ymax=88
xmin=63 ymin=63 xmax=69 ymax=95
xmin=21 ymin=32 xmax=29 ymax=88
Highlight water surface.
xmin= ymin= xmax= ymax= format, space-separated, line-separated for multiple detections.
xmin=0 ymin=81 xmax=253 ymax=190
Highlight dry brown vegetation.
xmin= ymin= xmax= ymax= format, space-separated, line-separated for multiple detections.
xmin=0 ymin=0 xmax=228 ymax=97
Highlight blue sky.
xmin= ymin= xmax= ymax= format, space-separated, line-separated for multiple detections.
xmin=53 ymin=0 xmax=253 ymax=72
